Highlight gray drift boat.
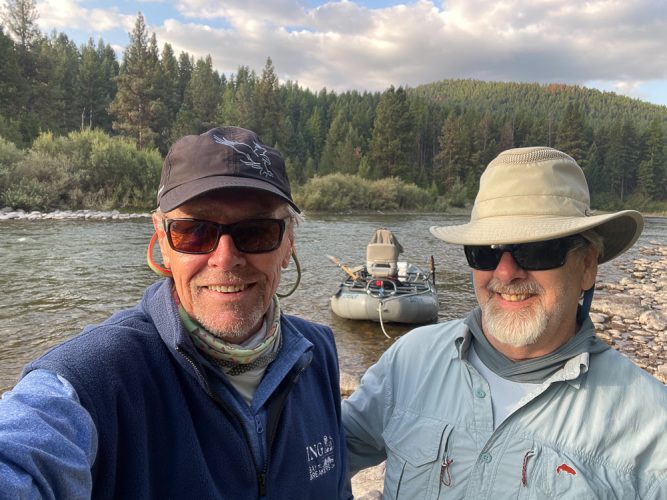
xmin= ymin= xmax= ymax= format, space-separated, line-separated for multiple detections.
xmin=329 ymin=228 xmax=438 ymax=334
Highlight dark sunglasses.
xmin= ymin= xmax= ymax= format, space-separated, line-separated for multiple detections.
xmin=464 ymin=236 xmax=586 ymax=271
xmin=162 ymin=217 xmax=288 ymax=254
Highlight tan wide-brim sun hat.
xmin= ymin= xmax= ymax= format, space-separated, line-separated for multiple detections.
xmin=430 ymin=147 xmax=644 ymax=264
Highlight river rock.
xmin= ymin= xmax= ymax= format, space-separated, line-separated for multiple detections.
xmin=655 ymin=365 xmax=667 ymax=385
xmin=0 ymin=207 xmax=150 ymax=221
xmin=0 ymin=210 xmax=24 ymax=219
xmin=591 ymin=294 xmax=643 ymax=319
xmin=352 ymin=462 xmax=385 ymax=499
xmin=639 ymin=310 xmax=667 ymax=331
xmin=589 ymin=312 xmax=608 ymax=324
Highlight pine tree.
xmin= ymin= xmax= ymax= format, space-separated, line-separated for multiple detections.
xmin=2 ymin=0 xmax=40 ymax=53
xmin=35 ymin=32 xmax=80 ymax=134
xmin=177 ymin=52 xmax=193 ymax=104
xmin=97 ymin=40 xmax=119 ymax=131
xmin=637 ymin=119 xmax=666 ymax=200
xmin=108 ymin=13 xmax=163 ymax=148
xmin=79 ymin=38 xmax=102 ymax=129
xmin=306 ymin=105 xmax=326 ymax=172
xmin=555 ymin=102 xmax=588 ymax=163
xmin=605 ymin=119 xmax=639 ymax=203
xmin=160 ymin=43 xmax=181 ymax=127
xmin=218 ymin=66 xmax=258 ymax=131
xmin=320 ymin=108 xmax=360 ymax=175
xmin=366 ymin=86 xmax=416 ymax=181
xmin=0 ymin=26 xmax=21 ymax=119
xmin=434 ymin=111 xmax=469 ymax=193
xmin=182 ymin=55 xmax=220 ymax=132
xmin=2 ymin=0 xmax=40 ymax=136
xmin=77 ymin=38 xmax=117 ymax=131
xmin=256 ymin=57 xmax=282 ymax=145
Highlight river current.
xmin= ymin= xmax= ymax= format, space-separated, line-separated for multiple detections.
xmin=1 ymin=213 xmax=666 ymax=391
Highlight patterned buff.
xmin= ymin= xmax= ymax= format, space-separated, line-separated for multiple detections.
xmin=179 ymin=296 xmax=282 ymax=376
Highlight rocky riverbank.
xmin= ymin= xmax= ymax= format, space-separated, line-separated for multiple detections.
xmin=341 ymin=242 xmax=667 ymax=498
xmin=591 ymin=242 xmax=667 ymax=383
xmin=0 ymin=207 xmax=151 ymax=220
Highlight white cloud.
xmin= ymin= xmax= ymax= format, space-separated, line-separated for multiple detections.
xmin=35 ymin=0 xmax=128 ymax=32
xmin=17 ymin=0 xmax=667 ymax=103
xmin=174 ymin=0 xmax=308 ymax=25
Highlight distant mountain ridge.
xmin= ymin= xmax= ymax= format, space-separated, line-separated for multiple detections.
xmin=411 ymin=79 xmax=667 ymax=126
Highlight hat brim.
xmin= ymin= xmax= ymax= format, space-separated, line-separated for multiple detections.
xmin=159 ymin=175 xmax=301 ymax=213
xmin=429 ymin=210 xmax=643 ymax=264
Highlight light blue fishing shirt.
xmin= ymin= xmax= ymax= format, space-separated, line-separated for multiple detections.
xmin=343 ymin=318 xmax=667 ymax=499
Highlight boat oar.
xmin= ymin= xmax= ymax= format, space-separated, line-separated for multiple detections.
xmin=428 ymin=255 xmax=436 ymax=287
xmin=327 ymin=255 xmax=359 ymax=281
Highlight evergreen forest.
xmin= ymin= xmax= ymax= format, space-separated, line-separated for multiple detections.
xmin=1 ymin=1 xmax=667 ymax=213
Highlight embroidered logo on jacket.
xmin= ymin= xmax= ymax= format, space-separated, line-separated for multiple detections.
xmin=212 ymin=134 xmax=274 ymax=177
xmin=306 ymin=434 xmax=336 ymax=480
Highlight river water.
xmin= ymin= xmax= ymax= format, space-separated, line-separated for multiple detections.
xmin=1 ymin=213 xmax=666 ymax=391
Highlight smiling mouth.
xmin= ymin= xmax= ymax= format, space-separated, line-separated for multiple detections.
xmin=499 ymin=293 xmax=532 ymax=302
xmin=207 ymin=284 xmax=248 ymax=293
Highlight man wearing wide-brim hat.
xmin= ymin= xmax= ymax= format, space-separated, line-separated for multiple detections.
xmin=343 ymin=147 xmax=667 ymax=498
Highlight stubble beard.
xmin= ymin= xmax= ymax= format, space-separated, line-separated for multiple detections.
xmin=193 ymin=282 xmax=268 ymax=342
xmin=481 ymin=279 xmax=550 ymax=348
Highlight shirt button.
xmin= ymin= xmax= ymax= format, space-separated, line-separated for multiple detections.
xmin=480 ymin=453 xmax=492 ymax=463
xmin=475 ymin=388 xmax=486 ymax=398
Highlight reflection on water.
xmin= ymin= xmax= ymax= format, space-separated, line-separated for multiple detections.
xmin=0 ymin=214 xmax=665 ymax=391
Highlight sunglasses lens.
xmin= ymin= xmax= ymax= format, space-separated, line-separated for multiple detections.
xmin=512 ymin=240 xmax=564 ymax=270
xmin=166 ymin=218 xmax=286 ymax=254
xmin=464 ymin=246 xmax=502 ymax=270
xmin=168 ymin=220 xmax=219 ymax=253
xmin=232 ymin=219 xmax=284 ymax=253
xmin=465 ymin=237 xmax=580 ymax=271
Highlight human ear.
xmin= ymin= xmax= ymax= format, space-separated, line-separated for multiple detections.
xmin=580 ymin=245 xmax=599 ymax=291
xmin=282 ymin=240 xmax=294 ymax=269
xmin=151 ymin=212 xmax=172 ymax=269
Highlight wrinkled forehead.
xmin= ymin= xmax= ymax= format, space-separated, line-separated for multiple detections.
xmin=170 ymin=188 xmax=288 ymax=219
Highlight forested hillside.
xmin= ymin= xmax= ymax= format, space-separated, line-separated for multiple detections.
xmin=1 ymin=2 xmax=666 ymax=212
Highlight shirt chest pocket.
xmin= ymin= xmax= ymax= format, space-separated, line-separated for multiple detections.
xmin=382 ymin=411 xmax=452 ymax=500
xmin=518 ymin=444 xmax=639 ymax=499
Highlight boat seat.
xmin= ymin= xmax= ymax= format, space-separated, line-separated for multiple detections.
xmin=366 ymin=228 xmax=403 ymax=278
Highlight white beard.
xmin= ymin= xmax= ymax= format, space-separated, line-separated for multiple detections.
xmin=481 ymin=278 xmax=565 ymax=348
xmin=482 ymin=298 xmax=549 ymax=347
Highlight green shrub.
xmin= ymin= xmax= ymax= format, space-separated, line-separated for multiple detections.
xmin=296 ymin=173 xmax=435 ymax=212
xmin=296 ymin=173 xmax=369 ymax=211
xmin=0 ymin=136 xmax=25 ymax=198
xmin=396 ymin=180 xmax=437 ymax=210
xmin=1 ymin=152 xmax=74 ymax=210
xmin=367 ymin=177 xmax=401 ymax=210
xmin=0 ymin=115 xmax=23 ymax=147
xmin=0 ymin=136 xmax=24 ymax=167
xmin=445 ymin=178 xmax=468 ymax=208
xmin=2 ymin=129 xmax=162 ymax=211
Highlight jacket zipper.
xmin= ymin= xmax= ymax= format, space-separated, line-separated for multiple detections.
xmin=176 ymin=346 xmax=264 ymax=497
xmin=260 ymin=352 xmax=313 ymax=496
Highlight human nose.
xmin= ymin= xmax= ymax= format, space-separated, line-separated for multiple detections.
xmin=207 ymin=233 xmax=246 ymax=268
xmin=493 ymin=251 xmax=527 ymax=282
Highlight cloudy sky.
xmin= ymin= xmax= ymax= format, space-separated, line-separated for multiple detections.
xmin=11 ymin=0 xmax=667 ymax=105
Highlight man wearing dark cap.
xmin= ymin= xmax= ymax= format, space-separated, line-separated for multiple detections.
xmin=0 ymin=127 xmax=352 ymax=499
xmin=343 ymin=147 xmax=667 ymax=498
